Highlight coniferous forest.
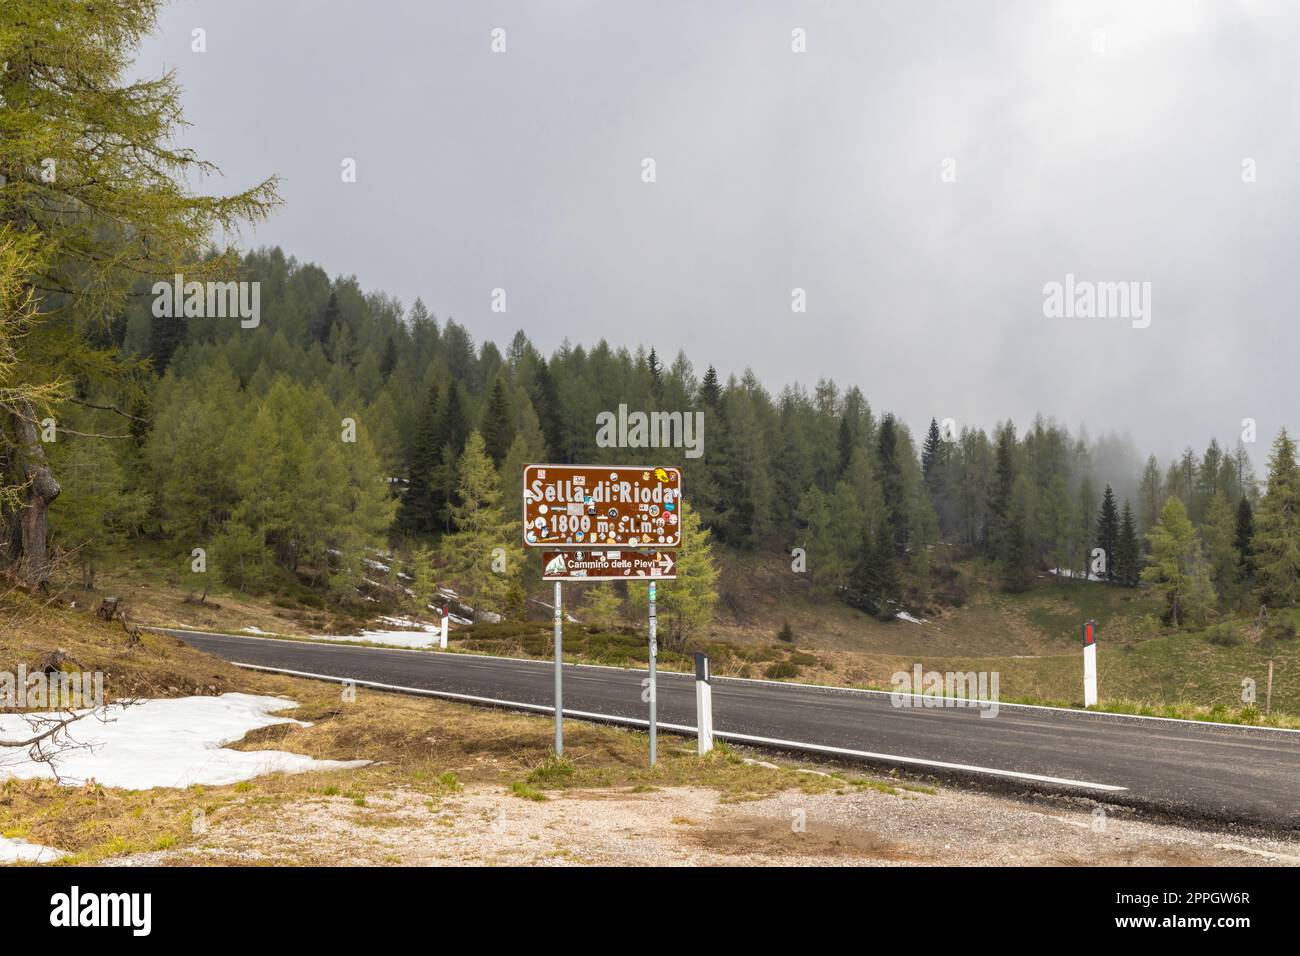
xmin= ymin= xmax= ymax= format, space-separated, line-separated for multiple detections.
xmin=18 ymin=247 xmax=1299 ymax=639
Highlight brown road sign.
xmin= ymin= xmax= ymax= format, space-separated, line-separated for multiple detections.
xmin=523 ymin=464 xmax=682 ymax=549
xmin=542 ymin=550 xmax=677 ymax=581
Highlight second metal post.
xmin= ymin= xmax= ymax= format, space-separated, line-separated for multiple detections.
xmin=648 ymin=580 xmax=657 ymax=766
xmin=554 ymin=581 xmax=563 ymax=755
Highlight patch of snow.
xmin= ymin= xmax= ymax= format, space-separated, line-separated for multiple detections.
xmin=240 ymin=626 xmax=270 ymax=635
xmin=0 ymin=836 xmax=66 ymax=864
xmin=374 ymin=615 xmax=437 ymax=632
xmin=312 ymin=630 xmax=438 ymax=649
xmin=0 ymin=694 xmax=367 ymax=789
xmin=896 ymin=611 xmax=930 ymax=625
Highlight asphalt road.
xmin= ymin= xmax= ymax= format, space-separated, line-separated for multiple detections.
xmin=166 ymin=629 xmax=1300 ymax=829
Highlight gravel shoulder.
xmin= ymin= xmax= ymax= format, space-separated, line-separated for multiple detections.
xmin=115 ymin=777 xmax=1300 ymax=867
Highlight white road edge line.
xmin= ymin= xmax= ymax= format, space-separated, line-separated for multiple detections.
xmin=165 ymin=627 xmax=1300 ymax=737
xmin=232 ymin=661 xmax=1129 ymax=793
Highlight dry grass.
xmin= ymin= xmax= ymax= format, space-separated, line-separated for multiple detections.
xmin=0 ymin=656 xmax=867 ymax=864
xmin=0 ymin=592 xmax=250 ymax=700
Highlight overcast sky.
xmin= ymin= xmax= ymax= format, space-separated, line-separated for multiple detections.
xmin=135 ymin=0 xmax=1300 ymax=461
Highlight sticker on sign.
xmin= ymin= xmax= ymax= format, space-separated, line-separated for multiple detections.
xmin=542 ymin=550 xmax=677 ymax=581
xmin=523 ymin=464 xmax=682 ymax=548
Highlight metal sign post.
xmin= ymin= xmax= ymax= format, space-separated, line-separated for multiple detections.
xmin=648 ymin=580 xmax=657 ymax=766
xmin=554 ymin=582 xmax=563 ymax=755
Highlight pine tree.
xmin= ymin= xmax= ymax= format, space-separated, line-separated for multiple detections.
xmin=1095 ymin=485 xmax=1120 ymax=583
xmin=1141 ymin=497 xmax=1217 ymax=627
xmin=396 ymin=384 xmax=440 ymax=535
xmin=850 ymin=519 xmax=901 ymax=619
xmin=531 ymin=359 xmax=566 ymax=460
xmin=1253 ymin=428 xmax=1300 ymax=608
xmin=379 ymin=335 xmax=398 ymax=380
xmin=1116 ymin=501 xmax=1140 ymax=587
xmin=480 ymin=377 xmax=513 ymax=467
xmin=311 ymin=290 xmax=341 ymax=345
xmin=837 ymin=414 xmax=855 ymax=478
xmin=998 ymin=478 xmax=1029 ymax=590
xmin=433 ymin=381 xmax=471 ymax=529
xmin=647 ymin=347 xmax=663 ymax=402
xmin=921 ymin=418 xmax=942 ymax=482
xmin=148 ymin=309 xmax=187 ymax=373
xmin=877 ymin=414 xmax=906 ymax=553
xmin=1234 ymin=496 xmax=1255 ymax=584
xmin=699 ymin=365 xmax=722 ymax=409
xmin=987 ymin=424 xmax=1017 ymax=562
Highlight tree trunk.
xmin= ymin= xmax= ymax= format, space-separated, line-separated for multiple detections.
xmin=5 ymin=401 xmax=60 ymax=586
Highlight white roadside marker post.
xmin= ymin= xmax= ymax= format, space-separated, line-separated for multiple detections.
xmin=554 ymin=582 xmax=563 ymax=756
xmin=694 ymin=652 xmax=713 ymax=755
xmin=648 ymin=580 xmax=658 ymax=766
xmin=439 ymin=605 xmax=448 ymax=650
xmin=1082 ymin=619 xmax=1098 ymax=707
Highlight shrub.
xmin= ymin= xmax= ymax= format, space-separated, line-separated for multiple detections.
xmin=1205 ymin=622 xmax=1241 ymax=646
xmin=1265 ymin=618 xmax=1298 ymax=642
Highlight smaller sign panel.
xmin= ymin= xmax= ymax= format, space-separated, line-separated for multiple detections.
xmin=523 ymin=464 xmax=682 ymax=548
xmin=541 ymin=550 xmax=677 ymax=581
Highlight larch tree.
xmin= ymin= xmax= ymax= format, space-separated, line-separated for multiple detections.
xmin=1202 ymin=491 xmax=1241 ymax=607
xmin=627 ymin=503 xmax=719 ymax=646
xmin=0 ymin=0 xmax=279 ymax=585
xmin=439 ymin=431 xmax=517 ymax=618
xmin=1141 ymin=497 xmax=1216 ymax=627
